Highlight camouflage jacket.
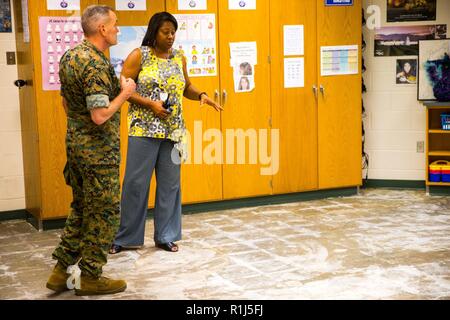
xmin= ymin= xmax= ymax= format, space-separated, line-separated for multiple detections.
xmin=59 ymin=39 xmax=121 ymax=165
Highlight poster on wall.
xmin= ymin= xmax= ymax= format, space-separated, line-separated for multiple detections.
xmin=284 ymin=57 xmax=304 ymax=88
xmin=229 ymin=42 xmax=257 ymax=92
xmin=387 ymin=0 xmax=436 ymax=22
xmin=418 ymin=38 xmax=450 ymax=101
xmin=284 ymin=25 xmax=304 ymax=56
xmin=39 ymin=17 xmax=84 ymax=91
xmin=396 ymin=59 xmax=417 ymax=84
xmin=109 ymin=26 xmax=147 ymax=77
xmin=0 ymin=0 xmax=12 ymax=33
xmin=229 ymin=0 xmax=256 ymax=10
xmin=47 ymin=0 xmax=80 ymax=10
xmin=174 ymin=14 xmax=217 ymax=77
xmin=115 ymin=0 xmax=146 ymax=11
xmin=178 ymin=0 xmax=207 ymax=10
xmin=374 ymin=25 xmax=446 ymax=57
xmin=321 ymin=45 xmax=359 ymax=76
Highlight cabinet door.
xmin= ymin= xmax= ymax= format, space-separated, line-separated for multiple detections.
xmin=25 ymin=0 xmax=99 ymax=219
xmin=100 ymin=0 xmax=165 ymax=208
xmin=316 ymin=1 xmax=362 ymax=189
xmin=166 ymin=0 xmax=223 ymax=204
xmin=218 ymin=0 xmax=272 ymax=199
xmin=270 ymin=0 xmax=318 ymax=194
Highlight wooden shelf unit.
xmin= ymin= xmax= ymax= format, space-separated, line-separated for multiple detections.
xmin=424 ymin=102 xmax=450 ymax=190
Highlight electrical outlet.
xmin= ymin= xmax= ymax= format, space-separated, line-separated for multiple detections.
xmin=417 ymin=141 xmax=424 ymax=153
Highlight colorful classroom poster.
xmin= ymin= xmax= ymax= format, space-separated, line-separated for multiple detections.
xmin=109 ymin=26 xmax=147 ymax=77
xmin=174 ymin=14 xmax=217 ymax=77
xmin=321 ymin=45 xmax=358 ymax=76
xmin=47 ymin=0 xmax=80 ymax=10
xmin=115 ymin=0 xmax=146 ymax=11
xmin=39 ymin=17 xmax=84 ymax=91
xmin=178 ymin=0 xmax=207 ymax=10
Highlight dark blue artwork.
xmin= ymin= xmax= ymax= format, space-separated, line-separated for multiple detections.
xmin=425 ymin=52 xmax=450 ymax=102
xmin=0 ymin=0 xmax=12 ymax=33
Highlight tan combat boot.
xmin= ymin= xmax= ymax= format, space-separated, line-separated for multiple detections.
xmin=46 ymin=262 xmax=70 ymax=292
xmin=75 ymin=275 xmax=127 ymax=296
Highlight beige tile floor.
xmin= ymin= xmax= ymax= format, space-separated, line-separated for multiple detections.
xmin=0 ymin=188 xmax=449 ymax=300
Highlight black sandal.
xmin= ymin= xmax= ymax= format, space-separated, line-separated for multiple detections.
xmin=109 ymin=244 xmax=122 ymax=254
xmin=156 ymin=242 xmax=178 ymax=252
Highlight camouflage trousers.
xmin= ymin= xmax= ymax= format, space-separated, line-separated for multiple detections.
xmin=52 ymin=160 xmax=120 ymax=278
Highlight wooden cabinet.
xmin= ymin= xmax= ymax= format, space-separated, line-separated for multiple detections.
xmin=271 ymin=0 xmax=362 ymax=194
xmin=14 ymin=0 xmax=362 ymax=225
xmin=424 ymin=102 xmax=450 ymax=191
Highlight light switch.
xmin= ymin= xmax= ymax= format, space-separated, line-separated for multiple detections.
xmin=6 ymin=52 xmax=16 ymax=65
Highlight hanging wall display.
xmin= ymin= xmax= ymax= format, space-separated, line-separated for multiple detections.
xmin=109 ymin=26 xmax=147 ymax=77
xmin=173 ymin=14 xmax=217 ymax=77
xmin=115 ymin=0 xmax=146 ymax=11
xmin=229 ymin=41 xmax=257 ymax=92
xmin=375 ymin=24 xmax=446 ymax=57
xmin=396 ymin=58 xmax=417 ymax=84
xmin=283 ymin=25 xmax=304 ymax=56
xmin=418 ymin=38 xmax=450 ymax=101
xmin=229 ymin=0 xmax=256 ymax=10
xmin=321 ymin=45 xmax=359 ymax=76
xmin=284 ymin=57 xmax=304 ymax=88
xmin=387 ymin=0 xmax=436 ymax=22
xmin=47 ymin=0 xmax=80 ymax=10
xmin=178 ymin=0 xmax=207 ymax=10
xmin=0 ymin=0 xmax=12 ymax=33
xmin=39 ymin=16 xmax=84 ymax=91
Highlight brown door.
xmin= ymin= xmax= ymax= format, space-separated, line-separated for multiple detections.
xmin=317 ymin=0 xmax=362 ymax=189
xmin=270 ymin=0 xmax=318 ymax=194
xmin=218 ymin=0 xmax=272 ymax=199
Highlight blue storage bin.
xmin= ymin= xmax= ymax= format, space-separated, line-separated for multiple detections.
xmin=441 ymin=114 xmax=450 ymax=130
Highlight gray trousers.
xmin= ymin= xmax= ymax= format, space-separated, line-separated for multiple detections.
xmin=114 ymin=136 xmax=182 ymax=246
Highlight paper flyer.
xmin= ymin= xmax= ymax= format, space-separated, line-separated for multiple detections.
xmin=115 ymin=0 xmax=147 ymax=11
xmin=229 ymin=0 xmax=256 ymax=10
xmin=47 ymin=0 xmax=80 ymax=10
xmin=178 ymin=0 xmax=207 ymax=10
xmin=284 ymin=25 xmax=304 ymax=56
xmin=284 ymin=57 xmax=304 ymax=88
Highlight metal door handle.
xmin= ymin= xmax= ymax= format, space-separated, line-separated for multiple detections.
xmin=222 ymin=89 xmax=227 ymax=106
xmin=214 ymin=89 xmax=220 ymax=103
xmin=320 ymin=85 xmax=325 ymax=96
xmin=14 ymin=79 xmax=28 ymax=89
xmin=312 ymin=85 xmax=318 ymax=99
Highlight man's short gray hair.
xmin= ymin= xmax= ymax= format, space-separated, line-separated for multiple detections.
xmin=81 ymin=5 xmax=114 ymax=36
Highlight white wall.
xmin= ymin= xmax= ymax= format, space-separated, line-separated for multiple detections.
xmin=362 ymin=0 xmax=450 ymax=181
xmin=0 ymin=2 xmax=25 ymax=212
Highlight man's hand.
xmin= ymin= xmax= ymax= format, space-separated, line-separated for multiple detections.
xmin=121 ymin=76 xmax=136 ymax=99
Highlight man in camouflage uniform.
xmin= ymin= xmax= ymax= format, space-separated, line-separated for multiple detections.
xmin=46 ymin=5 xmax=136 ymax=296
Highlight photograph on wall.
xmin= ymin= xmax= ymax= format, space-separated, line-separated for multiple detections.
xmin=375 ymin=24 xmax=447 ymax=57
xmin=109 ymin=26 xmax=147 ymax=77
xmin=233 ymin=61 xmax=255 ymax=93
xmin=173 ymin=14 xmax=217 ymax=77
xmin=396 ymin=59 xmax=417 ymax=84
xmin=387 ymin=0 xmax=436 ymax=22
xmin=0 ymin=0 xmax=12 ymax=33
xmin=39 ymin=17 xmax=84 ymax=91
xmin=418 ymin=38 xmax=450 ymax=101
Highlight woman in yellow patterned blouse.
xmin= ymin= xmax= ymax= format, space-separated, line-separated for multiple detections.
xmin=110 ymin=12 xmax=222 ymax=254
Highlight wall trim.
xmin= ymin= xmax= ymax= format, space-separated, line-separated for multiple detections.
xmin=0 ymin=210 xmax=28 ymax=222
xmin=363 ymin=179 xmax=426 ymax=189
